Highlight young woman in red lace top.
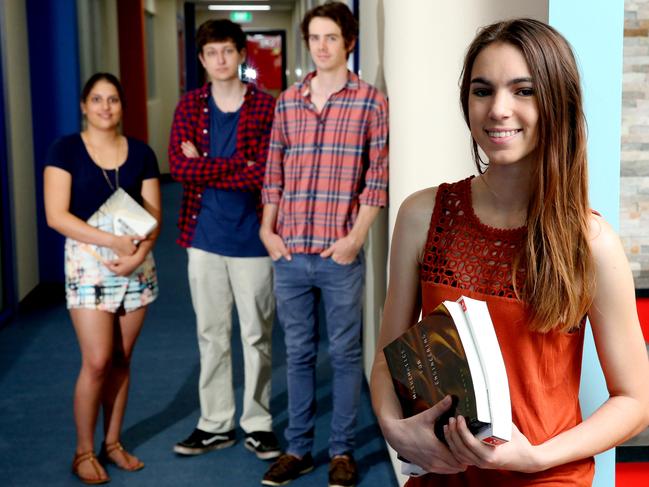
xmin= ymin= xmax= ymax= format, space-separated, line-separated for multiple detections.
xmin=370 ymin=18 xmax=649 ymax=486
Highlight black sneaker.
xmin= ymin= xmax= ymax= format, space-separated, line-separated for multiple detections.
xmin=328 ymin=453 xmax=358 ymax=487
xmin=173 ymin=428 xmax=236 ymax=455
xmin=261 ymin=453 xmax=314 ymax=485
xmin=245 ymin=431 xmax=281 ymax=460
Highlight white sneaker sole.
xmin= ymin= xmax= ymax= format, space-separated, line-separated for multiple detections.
xmin=173 ymin=439 xmax=236 ymax=456
xmin=244 ymin=441 xmax=281 ymax=460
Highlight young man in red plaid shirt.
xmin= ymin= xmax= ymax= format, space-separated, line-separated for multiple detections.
xmin=168 ymin=19 xmax=280 ymax=461
xmin=260 ymin=3 xmax=389 ymax=486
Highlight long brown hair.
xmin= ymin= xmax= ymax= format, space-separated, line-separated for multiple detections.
xmin=460 ymin=18 xmax=594 ymax=333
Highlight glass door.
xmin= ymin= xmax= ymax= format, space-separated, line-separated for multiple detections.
xmin=244 ymin=31 xmax=287 ymax=99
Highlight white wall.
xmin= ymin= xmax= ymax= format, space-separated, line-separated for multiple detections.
xmin=384 ymin=0 xmax=548 ymax=236
xmin=147 ymin=0 xmax=180 ymax=173
xmin=1 ymin=1 xmax=39 ymax=300
xmin=359 ymin=0 xmax=388 ymax=379
xmin=77 ymin=0 xmax=120 ymax=83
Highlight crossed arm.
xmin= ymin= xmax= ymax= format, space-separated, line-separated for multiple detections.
xmin=168 ymin=97 xmax=273 ymax=191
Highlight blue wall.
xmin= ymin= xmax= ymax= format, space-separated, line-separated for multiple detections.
xmin=26 ymin=0 xmax=81 ymax=283
xmin=549 ymin=1 xmax=625 ymax=486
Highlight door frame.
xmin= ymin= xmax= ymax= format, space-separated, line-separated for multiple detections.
xmin=0 ymin=2 xmax=16 ymax=326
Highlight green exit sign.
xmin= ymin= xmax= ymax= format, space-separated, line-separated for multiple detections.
xmin=230 ymin=11 xmax=253 ymax=23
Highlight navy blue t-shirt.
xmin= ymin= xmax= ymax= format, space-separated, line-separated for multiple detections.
xmin=191 ymin=95 xmax=267 ymax=257
xmin=45 ymin=134 xmax=160 ymax=221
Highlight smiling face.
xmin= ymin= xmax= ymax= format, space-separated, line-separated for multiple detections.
xmin=199 ymin=40 xmax=245 ymax=83
xmin=307 ymin=17 xmax=351 ymax=73
xmin=81 ymin=79 xmax=122 ymax=131
xmin=468 ymin=42 xmax=539 ymax=169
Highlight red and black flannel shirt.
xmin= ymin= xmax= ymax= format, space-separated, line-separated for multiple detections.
xmin=168 ymin=83 xmax=275 ymax=248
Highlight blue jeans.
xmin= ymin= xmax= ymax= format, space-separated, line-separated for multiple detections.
xmin=273 ymin=253 xmax=365 ymax=458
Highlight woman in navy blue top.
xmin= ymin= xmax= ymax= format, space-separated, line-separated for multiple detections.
xmin=44 ymin=73 xmax=161 ymax=484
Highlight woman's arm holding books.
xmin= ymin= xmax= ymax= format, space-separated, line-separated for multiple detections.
xmin=445 ymin=214 xmax=649 ymax=472
xmin=44 ymin=166 xmax=139 ymax=257
xmin=370 ymin=188 xmax=467 ymax=474
xmin=105 ymin=177 xmax=161 ymax=276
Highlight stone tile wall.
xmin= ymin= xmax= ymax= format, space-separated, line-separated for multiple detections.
xmin=622 ymin=1 xmax=649 ymax=289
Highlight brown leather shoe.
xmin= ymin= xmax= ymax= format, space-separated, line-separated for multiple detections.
xmin=329 ymin=453 xmax=358 ymax=487
xmin=262 ymin=453 xmax=314 ymax=485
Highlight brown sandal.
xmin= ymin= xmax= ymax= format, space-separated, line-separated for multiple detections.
xmin=71 ymin=451 xmax=110 ymax=485
xmin=101 ymin=441 xmax=144 ymax=472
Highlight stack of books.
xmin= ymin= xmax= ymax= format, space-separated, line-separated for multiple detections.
xmin=383 ymin=296 xmax=511 ymax=476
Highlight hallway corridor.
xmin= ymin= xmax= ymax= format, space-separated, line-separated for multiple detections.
xmin=0 ymin=181 xmax=397 ymax=486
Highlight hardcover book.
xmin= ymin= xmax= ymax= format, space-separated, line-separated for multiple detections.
xmin=80 ymin=188 xmax=158 ymax=263
xmin=383 ymin=296 xmax=511 ymax=450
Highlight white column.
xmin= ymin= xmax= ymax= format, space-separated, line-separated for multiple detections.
xmin=383 ymin=0 xmax=547 ymax=235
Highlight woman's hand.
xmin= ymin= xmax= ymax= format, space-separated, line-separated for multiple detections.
xmin=105 ymin=253 xmax=145 ymax=277
xmin=381 ymin=396 xmax=468 ymax=474
xmin=109 ymin=234 xmax=143 ymax=257
xmin=445 ymin=416 xmax=539 ymax=473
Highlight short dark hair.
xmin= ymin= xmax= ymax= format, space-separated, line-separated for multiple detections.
xmin=301 ymin=1 xmax=358 ymax=53
xmin=196 ymin=19 xmax=246 ymax=54
xmin=81 ymin=72 xmax=125 ymax=104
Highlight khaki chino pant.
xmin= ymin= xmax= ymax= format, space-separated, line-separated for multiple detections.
xmin=188 ymin=248 xmax=274 ymax=434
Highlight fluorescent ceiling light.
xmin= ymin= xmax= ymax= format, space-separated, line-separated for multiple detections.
xmin=208 ymin=4 xmax=271 ymax=10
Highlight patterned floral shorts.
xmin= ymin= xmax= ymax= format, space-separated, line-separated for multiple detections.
xmin=64 ymin=237 xmax=158 ymax=313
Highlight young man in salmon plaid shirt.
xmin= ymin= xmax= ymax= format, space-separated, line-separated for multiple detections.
xmin=260 ymin=3 xmax=389 ymax=486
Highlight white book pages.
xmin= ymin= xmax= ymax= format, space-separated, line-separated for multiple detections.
xmin=459 ymin=296 xmax=512 ymax=444
xmin=444 ymin=301 xmax=491 ymax=430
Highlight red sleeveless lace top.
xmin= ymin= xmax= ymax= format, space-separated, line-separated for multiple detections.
xmin=407 ymin=177 xmax=594 ymax=487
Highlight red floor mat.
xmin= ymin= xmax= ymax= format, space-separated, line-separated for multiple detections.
xmin=616 ymin=462 xmax=649 ymax=486
xmin=637 ymin=298 xmax=649 ymax=342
